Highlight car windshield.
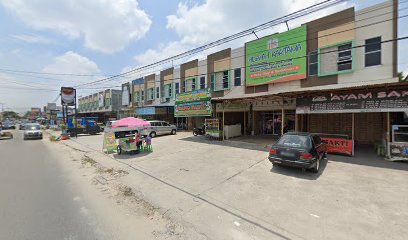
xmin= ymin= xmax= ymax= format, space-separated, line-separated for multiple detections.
xmin=277 ymin=135 xmax=311 ymax=148
xmin=27 ymin=125 xmax=41 ymax=130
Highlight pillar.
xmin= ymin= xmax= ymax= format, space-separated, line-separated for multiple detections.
xmin=281 ymin=98 xmax=285 ymax=136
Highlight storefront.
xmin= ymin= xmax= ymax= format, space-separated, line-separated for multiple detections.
xmin=295 ymin=85 xmax=408 ymax=157
xmin=135 ymin=106 xmax=174 ymax=123
xmin=175 ymin=88 xmax=212 ymax=130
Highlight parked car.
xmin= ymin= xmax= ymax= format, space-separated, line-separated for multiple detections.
xmin=268 ymin=132 xmax=327 ymax=173
xmin=145 ymin=121 xmax=177 ymax=138
xmin=23 ymin=123 xmax=43 ymax=140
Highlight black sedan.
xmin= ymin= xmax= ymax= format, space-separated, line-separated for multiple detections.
xmin=269 ymin=132 xmax=327 ymax=173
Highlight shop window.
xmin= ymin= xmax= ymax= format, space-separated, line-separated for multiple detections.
xmin=182 ymin=81 xmax=186 ymax=93
xmin=175 ymin=82 xmax=180 ymax=95
xmin=308 ymin=51 xmax=318 ymax=76
xmin=156 ymin=87 xmax=160 ymax=99
xmin=163 ymin=84 xmax=172 ymax=98
xmin=147 ymin=88 xmax=154 ymax=101
xmin=213 ymin=71 xmax=230 ymax=91
xmin=365 ymin=36 xmax=381 ymax=67
xmin=337 ymin=43 xmax=352 ymax=72
xmin=234 ymin=68 xmax=241 ymax=86
xmin=200 ymin=76 xmax=205 ymax=89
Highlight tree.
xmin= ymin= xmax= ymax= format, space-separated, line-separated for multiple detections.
xmin=2 ymin=111 xmax=20 ymax=120
xmin=398 ymin=72 xmax=406 ymax=81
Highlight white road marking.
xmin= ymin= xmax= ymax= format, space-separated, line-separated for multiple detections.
xmin=310 ymin=213 xmax=320 ymax=218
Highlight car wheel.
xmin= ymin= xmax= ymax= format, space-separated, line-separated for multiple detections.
xmin=117 ymin=146 xmax=122 ymax=155
xmin=150 ymin=132 xmax=156 ymax=138
xmin=171 ymin=129 xmax=176 ymax=135
xmin=311 ymin=159 xmax=320 ymax=173
xmin=193 ymin=131 xmax=198 ymax=136
xmin=272 ymin=163 xmax=280 ymax=167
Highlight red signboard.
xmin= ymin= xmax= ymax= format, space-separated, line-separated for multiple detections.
xmin=321 ymin=137 xmax=354 ymax=156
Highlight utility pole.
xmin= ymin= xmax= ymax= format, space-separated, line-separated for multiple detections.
xmin=0 ymin=103 xmax=4 ymax=122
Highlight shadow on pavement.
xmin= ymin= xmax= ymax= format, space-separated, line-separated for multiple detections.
xmin=179 ymin=135 xmax=270 ymax=152
xmin=328 ymin=145 xmax=408 ymax=171
xmin=113 ymin=151 xmax=152 ymax=160
xmin=269 ymin=157 xmax=328 ymax=180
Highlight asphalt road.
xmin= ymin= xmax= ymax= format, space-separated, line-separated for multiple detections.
xmin=0 ymin=130 xmax=104 ymax=240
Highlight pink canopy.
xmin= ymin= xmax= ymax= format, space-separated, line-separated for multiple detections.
xmin=112 ymin=117 xmax=151 ymax=128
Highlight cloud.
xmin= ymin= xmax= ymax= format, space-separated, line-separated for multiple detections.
xmin=1 ymin=0 xmax=152 ymax=54
xmin=43 ymin=51 xmax=100 ymax=76
xmin=12 ymin=34 xmax=53 ymax=44
xmin=133 ymin=0 xmax=347 ymax=67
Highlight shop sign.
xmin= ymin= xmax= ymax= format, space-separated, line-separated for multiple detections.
xmin=175 ymin=101 xmax=212 ymax=117
xmin=390 ymin=143 xmax=408 ymax=160
xmin=245 ymin=25 xmax=307 ymax=86
xmin=175 ymin=88 xmax=211 ymax=104
xmin=132 ymin=77 xmax=144 ymax=85
xmin=297 ymin=90 xmax=408 ymax=114
xmin=321 ymin=137 xmax=354 ymax=156
xmin=103 ymin=130 xmax=117 ymax=153
xmin=216 ymin=102 xmax=249 ymax=112
xmin=136 ymin=107 xmax=155 ymax=115
xmin=61 ymin=87 xmax=76 ymax=106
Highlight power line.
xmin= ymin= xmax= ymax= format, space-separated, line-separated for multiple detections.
xmin=75 ymin=36 xmax=408 ymax=94
xmin=77 ymin=2 xmax=406 ymax=88
xmin=74 ymin=0 xmax=347 ymax=88
xmin=77 ymin=9 xmax=407 ymax=89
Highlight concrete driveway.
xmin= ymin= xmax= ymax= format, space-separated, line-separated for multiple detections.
xmin=63 ymin=131 xmax=408 ymax=240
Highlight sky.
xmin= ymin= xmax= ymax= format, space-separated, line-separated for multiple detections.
xmin=0 ymin=0 xmax=407 ymax=113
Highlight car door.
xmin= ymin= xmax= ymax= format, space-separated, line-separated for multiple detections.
xmin=312 ymin=135 xmax=324 ymax=159
xmin=162 ymin=122 xmax=172 ymax=134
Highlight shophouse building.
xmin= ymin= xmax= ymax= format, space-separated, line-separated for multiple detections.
xmin=78 ymin=89 xmax=122 ymax=123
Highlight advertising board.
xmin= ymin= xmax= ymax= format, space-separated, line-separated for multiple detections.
xmin=245 ymin=25 xmax=307 ymax=86
xmin=61 ymin=87 xmax=76 ymax=106
xmin=122 ymin=84 xmax=130 ymax=106
xmin=98 ymin=93 xmax=105 ymax=108
xmin=175 ymin=101 xmax=212 ymax=117
xmin=175 ymin=88 xmax=211 ymax=104
xmin=297 ymin=90 xmax=408 ymax=114
xmin=321 ymin=137 xmax=354 ymax=156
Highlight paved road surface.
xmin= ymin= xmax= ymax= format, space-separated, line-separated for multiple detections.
xmin=0 ymin=130 xmax=105 ymax=240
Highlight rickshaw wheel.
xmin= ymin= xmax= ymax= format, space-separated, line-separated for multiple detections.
xmin=117 ymin=146 xmax=122 ymax=155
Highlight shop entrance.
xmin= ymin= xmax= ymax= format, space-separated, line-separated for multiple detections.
xmin=261 ymin=111 xmax=295 ymax=135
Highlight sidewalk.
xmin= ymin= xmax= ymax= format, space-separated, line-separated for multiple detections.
xmin=45 ymin=130 xmax=408 ymax=240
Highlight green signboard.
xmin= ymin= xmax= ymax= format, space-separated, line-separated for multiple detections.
xmin=175 ymin=101 xmax=212 ymax=117
xmin=245 ymin=25 xmax=307 ymax=86
xmin=175 ymin=88 xmax=211 ymax=104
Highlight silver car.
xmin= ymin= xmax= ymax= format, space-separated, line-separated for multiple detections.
xmin=23 ymin=123 xmax=43 ymax=140
xmin=145 ymin=121 xmax=177 ymax=138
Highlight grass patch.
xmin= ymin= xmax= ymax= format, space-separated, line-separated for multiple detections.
xmin=82 ymin=156 xmax=97 ymax=165
xmin=49 ymin=136 xmax=58 ymax=141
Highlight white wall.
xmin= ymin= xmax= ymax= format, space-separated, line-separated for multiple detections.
xmin=338 ymin=0 xmax=396 ymax=84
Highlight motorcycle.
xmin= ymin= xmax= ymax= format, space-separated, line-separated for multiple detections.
xmin=193 ymin=125 xmax=206 ymax=136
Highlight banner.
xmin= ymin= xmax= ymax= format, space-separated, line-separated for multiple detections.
xmin=98 ymin=93 xmax=105 ymax=107
xmin=245 ymin=25 xmax=307 ymax=86
xmin=175 ymin=101 xmax=212 ymax=117
xmin=103 ymin=130 xmax=117 ymax=153
xmin=321 ymin=137 xmax=354 ymax=156
xmin=297 ymin=89 xmax=408 ymax=114
xmin=122 ymin=84 xmax=130 ymax=106
xmin=390 ymin=143 xmax=408 ymax=160
xmin=175 ymin=88 xmax=211 ymax=104
xmin=61 ymin=87 xmax=76 ymax=106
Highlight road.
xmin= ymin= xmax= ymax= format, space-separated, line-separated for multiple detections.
xmin=0 ymin=130 xmax=106 ymax=240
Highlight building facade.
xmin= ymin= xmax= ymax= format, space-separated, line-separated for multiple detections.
xmin=78 ymin=89 xmax=122 ymax=123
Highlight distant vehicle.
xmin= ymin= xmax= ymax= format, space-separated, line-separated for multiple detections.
xmin=145 ymin=121 xmax=177 ymax=138
xmin=66 ymin=117 xmax=101 ymax=137
xmin=2 ymin=120 xmax=15 ymax=130
xmin=268 ymin=132 xmax=327 ymax=173
xmin=23 ymin=123 xmax=43 ymax=140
